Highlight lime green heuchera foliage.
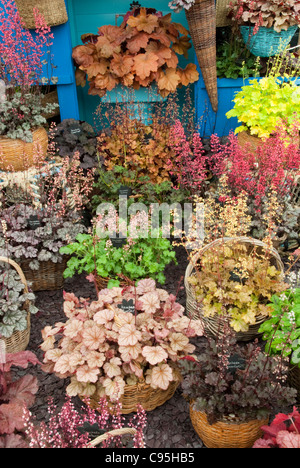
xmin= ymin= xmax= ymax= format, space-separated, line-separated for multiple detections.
xmin=259 ymin=282 xmax=300 ymax=366
xmin=226 ymin=75 xmax=300 ymax=138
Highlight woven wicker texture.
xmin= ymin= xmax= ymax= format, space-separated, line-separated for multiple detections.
xmin=240 ymin=25 xmax=298 ymax=57
xmin=42 ymin=90 xmax=60 ymax=120
xmin=238 ymin=130 xmax=300 ymax=152
xmin=15 ymin=0 xmax=68 ymax=29
xmin=0 ymin=257 xmax=31 ymax=353
xmin=0 ymin=127 xmax=48 ymax=172
xmin=216 ymin=0 xmax=231 ymax=27
xmin=89 ymin=428 xmax=142 ymax=447
xmin=85 ymin=376 xmax=179 ymax=415
xmin=95 ymin=275 xmax=127 ymax=292
xmin=288 ymin=364 xmax=300 ymax=403
xmin=190 ymin=405 xmax=268 ymax=448
xmin=185 ymin=0 xmax=218 ymax=112
xmin=185 ymin=237 xmax=284 ymax=341
xmin=20 ymin=257 xmax=68 ymax=292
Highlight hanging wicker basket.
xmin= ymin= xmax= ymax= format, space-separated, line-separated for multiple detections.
xmin=240 ymin=25 xmax=298 ymax=57
xmin=190 ymin=404 xmax=269 ymax=448
xmin=89 ymin=427 xmax=144 ymax=448
xmin=185 ymin=0 xmax=218 ymax=112
xmin=216 ymin=0 xmax=231 ymax=27
xmin=0 ymin=257 xmax=31 ymax=353
xmin=83 ymin=371 xmax=180 ymax=415
xmin=0 ymin=127 xmax=48 ymax=172
xmin=185 ymin=237 xmax=285 ymax=341
xmin=20 ymin=257 xmax=68 ymax=292
xmin=15 ymin=0 xmax=68 ymax=29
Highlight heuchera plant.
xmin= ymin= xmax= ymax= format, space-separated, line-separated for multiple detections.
xmin=253 ymin=407 xmax=300 ymax=448
xmin=0 ymin=263 xmax=38 ymax=338
xmin=23 ymin=396 xmax=146 ymax=448
xmin=228 ymin=0 xmax=300 ymax=33
xmin=0 ymin=350 xmax=40 ymax=448
xmin=188 ymin=241 xmax=288 ymax=333
xmin=40 ymin=279 xmax=203 ymax=402
xmin=179 ymin=334 xmax=297 ymax=425
xmin=73 ymin=7 xmax=199 ymax=97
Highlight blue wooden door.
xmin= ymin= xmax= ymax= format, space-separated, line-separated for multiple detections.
xmin=66 ymin=0 xmax=195 ymax=125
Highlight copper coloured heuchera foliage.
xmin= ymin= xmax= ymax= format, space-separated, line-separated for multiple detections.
xmin=41 ymin=279 xmax=203 ymax=401
xmin=72 ymin=7 xmax=199 ymax=97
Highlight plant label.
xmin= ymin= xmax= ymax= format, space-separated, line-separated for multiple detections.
xmin=69 ymin=124 xmax=82 ymax=136
xmin=27 ymin=215 xmax=41 ymax=230
xmin=118 ymin=185 xmax=132 ymax=197
xmin=111 ymin=237 xmax=127 ymax=249
xmin=118 ymin=299 xmax=135 ymax=314
xmin=227 ymin=353 xmax=246 ymax=375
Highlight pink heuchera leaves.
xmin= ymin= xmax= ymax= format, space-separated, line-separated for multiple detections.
xmin=253 ymin=407 xmax=300 ymax=448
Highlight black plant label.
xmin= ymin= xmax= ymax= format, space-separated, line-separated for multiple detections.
xmin=111 ymin=237 xmax=127 ymax=249
xmin=227 ymin=353 xmax=246 ymax=375
xmin=69 ymin=123 xmax=82 ymax=136
xmin=118 ymin=185 xmax=132 ymax=197
xmin=118 ymin=299 xmax=135 ymax=314
xmin=27 ymin=215 xmax=41 ymax=230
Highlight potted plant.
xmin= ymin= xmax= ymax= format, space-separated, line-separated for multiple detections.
xmin=253 ymin=407 xmax=300 ymax=448
xmin=0 ymin=350 xmax=40 ymax=449
xmin=227 ymin=0 xmax=300 ymax=57
xmin=0 ymin=257 xmax=38 ymax=352
xmin=0 ymin=1 xmax=59 ymax=171
xmin=179 ymin=333 xmax=297 ymax=448
xmin=23 ymin=396 xmax=146 ymax=448
xmin=258 ymin=283 xmax=300 ymax=401
xmin=60 ymin=209 xmax=177 ymax=289
xmin=226 ymin=74 xmax=300 ymax=147
xmin=185 ymin=236 xmax=288 ymax=340
xmin=40 ymin=279 xmax=204 ymax=414
xmin=72 ymin=6 xmax=199 ymax=99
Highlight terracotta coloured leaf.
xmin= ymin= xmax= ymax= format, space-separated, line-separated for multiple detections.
xmin=126 ymin=32 xmax=150 ymax=54
xmin=94 ymin=72 xmax=119 ymax=91
xmin=72 ymin=45 xmax=95 ymax=67
xmin=127 ymin=7 xmax=159 ymax=34
xmin=96 ymin=36 xmax=121 ymax=59
xmin=172 ymin=36 xmax=191 ymax=58
xmin=122 ymin=72 xmax=135 ymax=87
xmin=165 ymin=50 xmax=179 ymax=69
xmin=172 ymin=22 xmax=189 ymax=36
xmin=88 ymin=83 xmax=107 ymax=97
xmin=110 ymin=54 xmax=134 ymax=77
xmin=75 ymin=68 xmax=87 ymax=87
xmin=146 ymin=42 xmax=172 ymax=67
xmin=178 ymin=63 xmax=199 ymax=86
xmin=149 ymin=28 xmax=172 ymax=47
xmin=157 ymin=68 xmax=181 ymax=92
xmin=133 ymin=52 xmax=159 ymax=80
xmin=98 ymin=24 xmax=122 ymax=43
xmin=85 ymin=59 xmax=109 ymax=79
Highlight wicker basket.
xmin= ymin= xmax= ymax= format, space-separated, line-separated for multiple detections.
xmin=15 ymin=0 xmax=68 ymax=29
xmin=240 ymin=25 xmax=298 ymax=57
xmin=185 ymin=0 xmax=218 ymax=112
xmin=42 ymin=90 xmax=60 ymax=120
xmin=0 ymin=127 xmax=48 ymax=172
xmin=216 ymin=0 xmax=231 ymax=27
xmin=238 ymin=130 xmax=300 ymax=152
xmin=20 ymin=257 xmax=68 ymax=292
xmin=84 ymin=374 xmax=180 ymax=415
xmin=185 ymin=237 xmax=285 ymax=341
xmin=89 ymin=427 xmax=143 ymax=448
xmin=95 ymin=274 xmax=128 ymax=292
xmin=0 ymin=257 xmax=31 ymax=353
xmin=190 ymin=404 xmax=269 ymax=448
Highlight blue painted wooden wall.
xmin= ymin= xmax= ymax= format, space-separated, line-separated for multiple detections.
xmin=66 ymin=0 xmax=195 ymax=126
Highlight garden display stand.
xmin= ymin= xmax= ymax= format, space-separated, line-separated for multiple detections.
xmin=185 ymin=0 xmax=218 ymax=112
xmin=0 ymin=256 xmax=31 ymax=353
xmin=185 ymin=236 xmax=285 ymax=341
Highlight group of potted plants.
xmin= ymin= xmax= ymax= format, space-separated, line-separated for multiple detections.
xmin=1 ymin=0 xmax=300 ymax=450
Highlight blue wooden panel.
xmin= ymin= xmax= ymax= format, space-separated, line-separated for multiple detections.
xmin=67 ymin=0 xmax=195 ymax=125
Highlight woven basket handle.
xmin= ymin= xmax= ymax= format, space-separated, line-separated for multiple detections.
xmin=89 ymin=427 xmax=138 ymax=447
xmin=0 ymin=256 xmax=29 ymax=294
